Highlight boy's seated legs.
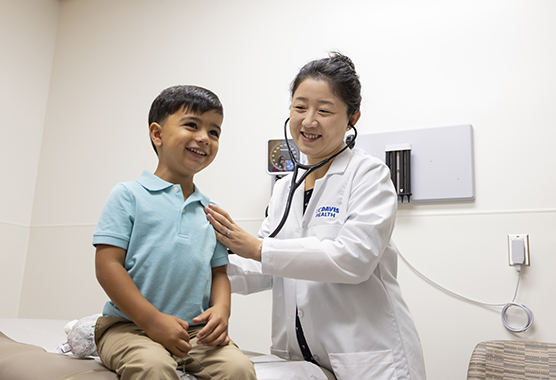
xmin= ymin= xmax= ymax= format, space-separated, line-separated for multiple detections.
xmin=96 ymin=317 xmax=256 ymax=380
xmin=182 ymin=325 xmax=256 ymax=380
xmin=96 ymin=317 xmax=180 ymax=380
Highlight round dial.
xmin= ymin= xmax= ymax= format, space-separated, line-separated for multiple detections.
xmin=268 ymin=139 xmax=300 ymax=173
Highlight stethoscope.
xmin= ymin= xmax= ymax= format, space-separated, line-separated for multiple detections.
xmin=268 ymin=118 xmax=357 ymax=238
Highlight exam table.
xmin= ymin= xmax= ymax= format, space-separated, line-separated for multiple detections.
xmin=0 ymin=318 xmax=335 ymax=380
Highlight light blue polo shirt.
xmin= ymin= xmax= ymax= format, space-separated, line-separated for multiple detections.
xmin=93 ymin=171 xmax=229 ymax=325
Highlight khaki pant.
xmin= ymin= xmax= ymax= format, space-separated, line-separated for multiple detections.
xmin=95 ymin=317 xmax=257 ymax=380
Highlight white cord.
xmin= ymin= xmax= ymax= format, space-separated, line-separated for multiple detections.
xmin=500 ymin=265 xmax=534 ymax=332
xmin=398 ymin=251 xmax=534 ymax=333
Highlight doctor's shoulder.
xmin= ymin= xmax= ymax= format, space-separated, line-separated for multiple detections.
xmin=350 ymin=148 xmax=389 ymax=174
xmin=346 ymin=149 xmax=396 ymax=196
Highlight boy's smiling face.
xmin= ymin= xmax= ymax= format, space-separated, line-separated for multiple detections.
xmin=150 ymin=106 xmax=222 ymax=184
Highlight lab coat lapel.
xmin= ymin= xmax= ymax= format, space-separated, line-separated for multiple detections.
xmin=288 ymin=173 xmax=306 ymax=235
xmin=282 ymin=149 xmax=354 ymax=238
xmin=326 ymin=147 xmax=353 ymax=176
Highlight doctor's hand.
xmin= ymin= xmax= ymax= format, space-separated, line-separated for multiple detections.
xmin=205 ymin=203 xmax=262 ymax=262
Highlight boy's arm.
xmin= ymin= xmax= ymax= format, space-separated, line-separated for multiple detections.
xmin=193 ymin=265 xmax=231 ymax=346
xmin=95 ymin=244 xmax=192 ymax=356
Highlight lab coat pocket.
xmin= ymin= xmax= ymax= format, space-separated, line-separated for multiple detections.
xmin=329 ymin=350 xmax=398 ymax=380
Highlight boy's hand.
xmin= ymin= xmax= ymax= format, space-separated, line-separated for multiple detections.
xmin=193 ymin=305 xmax=231 ymax=346
xmin=143 ymin=312 xmax=191 ymax=357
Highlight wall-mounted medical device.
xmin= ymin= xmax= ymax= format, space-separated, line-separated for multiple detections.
xmin=266 ymin=139 xmax=301 ymax=175
xmin=385 ymin=143 xmax=412 ymax=203
xmin=266 ymin=139 xmax=303 ymax=195
xmin=267 ymin=139 xmax=302 ymax=175
xmin=357 ymin=124 xmax=474 ymax=203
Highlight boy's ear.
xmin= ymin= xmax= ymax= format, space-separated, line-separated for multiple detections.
xmin=149 ymin=122 xmax=163 ymax=149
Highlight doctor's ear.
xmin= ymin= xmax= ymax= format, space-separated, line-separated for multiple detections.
xmin=347 ymin=110 xmax=361 ymax=130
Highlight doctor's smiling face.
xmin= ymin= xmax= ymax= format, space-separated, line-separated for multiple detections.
xmin=290 ymin=78 xmax=359 ymax=165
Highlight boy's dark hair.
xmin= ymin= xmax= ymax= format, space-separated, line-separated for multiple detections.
xmin=148 ymin=85 xmax=223 ymax=154
xmin=290 ymin=52 xmax=362 ymax=118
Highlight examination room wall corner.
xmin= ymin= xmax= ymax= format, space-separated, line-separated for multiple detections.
xmin=2 ymin=0 xmax=556 ymax=379
xmin=0 ymin=0 xmax=60 ymax=318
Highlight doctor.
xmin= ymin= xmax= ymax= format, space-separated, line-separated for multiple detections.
xmin=205 ymin=52 xmax=426 ymax=380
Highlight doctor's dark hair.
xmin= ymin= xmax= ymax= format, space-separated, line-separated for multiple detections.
xmin=290 ymin=52 xmax=362 ymax=117
xmin=148 ymin=85 xmax=223 ymax=154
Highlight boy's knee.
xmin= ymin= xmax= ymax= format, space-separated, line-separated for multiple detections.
xmin=119 ymin=347 xmax=178 ymax=380
xmin=221 ymin=351 xmax=257 ymax=380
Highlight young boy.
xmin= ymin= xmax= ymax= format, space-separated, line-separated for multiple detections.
xmin=93 ymin=85 xmax=257 ymax=380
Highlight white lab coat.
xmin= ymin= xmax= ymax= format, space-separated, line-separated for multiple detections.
xmin=228 ymin=147 xmax=426 ymax=380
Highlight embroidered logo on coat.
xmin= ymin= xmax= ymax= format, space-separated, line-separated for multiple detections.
xmin=315 ymin=206 xmax=340 ymax=218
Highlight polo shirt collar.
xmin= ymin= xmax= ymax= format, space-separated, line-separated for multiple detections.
xmin=137 ymin=171 xmax=211 ymax=207
xmin=138 ymin=171 xmax=173 ymax=191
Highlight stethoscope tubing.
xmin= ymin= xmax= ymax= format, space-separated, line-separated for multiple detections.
xmin=268 ymin=118 xmax=357 ymax=238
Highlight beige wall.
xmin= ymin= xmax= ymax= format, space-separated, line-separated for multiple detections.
xmin=0 ymin=0 xmax=60 ymax=317
xmin=2 ymin=0 xmax=556 ymax=379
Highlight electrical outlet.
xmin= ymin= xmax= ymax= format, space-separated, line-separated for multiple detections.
xmin=508 ymin=234 xmax=530 ymax=266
